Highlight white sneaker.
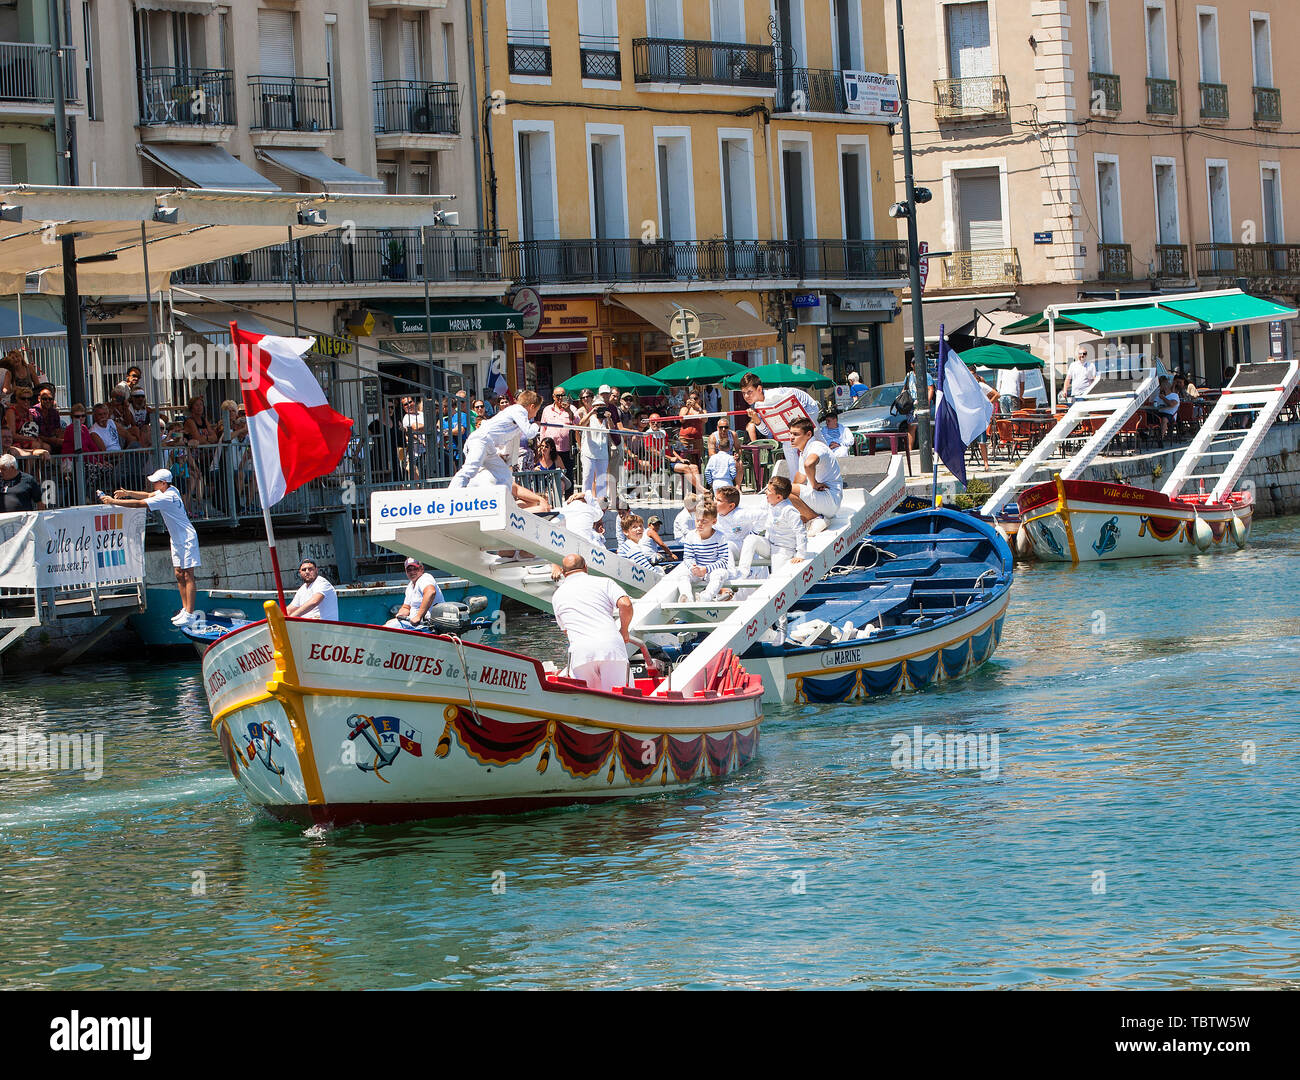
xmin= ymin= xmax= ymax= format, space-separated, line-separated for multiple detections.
xmin=807 ymin=517 xmax=828 ymax=537
xmin=180 ymin=610 xmax=203 ymax=628
xmin=170 ymin=609 xmax=189 ymax=625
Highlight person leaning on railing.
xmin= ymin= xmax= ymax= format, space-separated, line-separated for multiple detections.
xmin=2 ymin=388 xmax=49 ymax=461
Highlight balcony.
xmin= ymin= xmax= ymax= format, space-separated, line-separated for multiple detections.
xmin=775 ymin=67 xmax=872 ymax=117
xmin=506 ymin=237 xmax=907 ymax=286
xmin=1254 ymin=85 xmax=1281 ymax=124
xmin=1146 ymin=77 xmax=1178 ymax=116
xmin=138 ymin=67 xmax=233 ymax=129
xmin=1199 ymin=81 xmax=1228 ymax=119
xmin=633 ymin=38 xmax=776 ymax=91
xmin=579 ymin=35 xmax=621 ymax=80
xmin=1153 ymin=244 xmax=1190 ymax=282
xmin=939 ymin=248 xmax=1021 ymax=289
xmin=1098 ymin=243 xmax=1132 ymax=281
xmin=1196 ymin=242 xmax=1300 ymax=282
xmin=507 ymin=30 xmax=551 ymax=77
xmin=173 ymin=229 xmax=509 ymax=288
xmin=373 ymin=80 xmax=459 ymax=135
xmin=248 ymin=75 xmax=335 ymax=132
xmin=0 ymin=41 xmax=77 ymax=104
xmin=1089 ymin=71 xmax=1121 ymax=114
xmin=934 ymin=75 xmax=1009 ymax=121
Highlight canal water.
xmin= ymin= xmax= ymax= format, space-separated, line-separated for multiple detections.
xmin=2 ymin=517 xmax=1299 ymax=990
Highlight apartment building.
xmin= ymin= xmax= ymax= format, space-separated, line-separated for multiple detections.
xmin=0 ymin=0 xmax=509 ymax=402
xmin=888 ymin=0 xmax=1300 ymax=383
xmin=485 ymin=0 xmax=910 ymax=393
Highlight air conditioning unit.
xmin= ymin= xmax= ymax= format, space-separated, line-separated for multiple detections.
xmin=796 ymin=294 xmax=827 ymax=326
xmin=409 ymin=106 xmax=435 ymax=133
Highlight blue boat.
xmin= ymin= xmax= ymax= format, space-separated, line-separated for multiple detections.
xmin=644 ymin=507 xmax=1014 ymax=704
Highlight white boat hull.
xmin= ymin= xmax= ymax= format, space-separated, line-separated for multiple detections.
xmin=203 ymin=607 xmax=762 ymax=826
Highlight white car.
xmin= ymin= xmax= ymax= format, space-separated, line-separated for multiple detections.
xmin=839 ymin=381 xmax=910 ymax=443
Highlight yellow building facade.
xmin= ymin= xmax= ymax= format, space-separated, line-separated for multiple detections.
xmin=475 ymin=0 xmax=909 ymax=393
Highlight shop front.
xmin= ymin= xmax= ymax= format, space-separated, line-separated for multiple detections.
xmin=369 ymin=299 xmax=521 ymax=401
xmin=804 ymin=290 xmax=901 ymax=386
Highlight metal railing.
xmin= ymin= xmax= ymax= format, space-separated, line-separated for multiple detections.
xmin=940 ymin=248 xmax=1021 ymax=288
xmin=0 ymin=41 xmax=77 ymax=102
xmin=1196 ymin=242 xmax=1300 ymax=280
xmin=579 ymin=35 xmax=621 ymax=80
xmin=1089 ymin=71 xmax=1121 ymax=113
xmin=633 ymin=37 xmax=776 ymax=89
xmin=776 ymin=66 xmax=849 ymax=114
xmin=507 ymin=29 xmax=551 ymax=76
xmin=1199 ymin=81 xmax=1228 ymax=119
xmin=372 ymin=79 xmax=459 ymax=134
xmin=1154 ymin=243 xmax=1189 ymax=281
xmin=174 ymin=228 xmax=508 ymax=287
xmin=1253 ymin=85 xmax=1281 ymax=124
xmin=138 ymin=66 xmax=233 ymax=126
xmin=934 ymin=75 xmax=1009 ymax=120
xmin=1146 ymin=77 xmax=1178 ymax=116
xmin=1098 ymin=243 xmax=1133 ymax=281
xmin=507 ymin=237 xmax=908 ymax=285
xmin=248 ymin=74 xmax=335 ymax=131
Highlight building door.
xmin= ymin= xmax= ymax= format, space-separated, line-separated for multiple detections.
xmin=1207 ymin=163 xmax=1231 ymax=271
xmin=1096 ymin=160 xmax=1121 ymax=243
xmin=1154 ymin=162 xmax=1178 ymax=244
xmin=1146 ymin=4 xmax=1167 ymax=77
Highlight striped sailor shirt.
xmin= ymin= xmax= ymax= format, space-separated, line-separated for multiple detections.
xmin=683 ymin=529 xmax=732 ymax=572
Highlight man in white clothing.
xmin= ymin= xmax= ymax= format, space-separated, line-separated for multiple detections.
xmin=552 ymin=553 xmax=633 ymax=692
xmin=448 ymin=389 xmax=541 ymax=489
xmin=787 ymin=417 xmax=843 ymax=534
xmin=385 ymin=558 xmax=444 ymax=628
xmin=672 ymin=492 xmax=699 ymax=540
xmin=738 ymin=371 xmax=820 ymax=479
xmin=995 ymin=366 xmax=1023 ymax=414
xmin=287 ymin=559 xmax=339 ymax=620
xmin=558 ymin=492 xmax=606 ymax=546
xmin=737 ymin=477 xmax=807 ymax=578
xmin=713 ymin=484 xmax=767 ymax=561
xmin=1061 ymin=347 xmax=1099 ymax=402
xmin=101 ymin=469 xmax=201 ymax=626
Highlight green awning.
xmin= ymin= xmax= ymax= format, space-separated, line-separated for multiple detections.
xmin=957 ymin=344 xmax=1043 ymax=369
xmin=1003 ymin=305 xmax=1198 ymax=337
xmin=374 ymin=301 xmax=522 ymax=335
xmin=1159 ymin=293 xmax=1298 ymax=330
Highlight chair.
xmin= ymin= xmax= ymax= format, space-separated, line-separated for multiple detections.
xmin=995 ymin=419 xmax=1028 ymax=463
xmin=1174 ymin=401 xmax=1196 ymax=438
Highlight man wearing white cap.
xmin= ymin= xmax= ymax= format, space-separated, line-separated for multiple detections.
xmin=385 ymin=558 xmax=444 ymax=629
xmin=100 ymin=468 xmax=201 ymax=626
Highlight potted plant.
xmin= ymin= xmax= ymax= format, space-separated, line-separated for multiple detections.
xmin=385 ymin=238 xmax=408 ymax=281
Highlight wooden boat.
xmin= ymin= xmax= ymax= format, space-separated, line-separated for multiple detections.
xmin=641 ymin=508 xmax=1013 ymax=704
xmin=203 ymin=603 xmax=762 ymax=826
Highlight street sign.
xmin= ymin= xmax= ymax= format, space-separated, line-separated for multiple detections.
xmin=668 ymin=308 xmax=700 ymax=343
xmin=918 ymin=241 xmax=930 ymax=291
xmin=792 ymin=293 xmax=820 ymax=308
xmin=671 ymin=339 xmax=705 ymax=359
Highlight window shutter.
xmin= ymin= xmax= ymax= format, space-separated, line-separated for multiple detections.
xmin=369 ymin=18 xmax=384 ymax=83
xmin=958 ymin=173 xmax=1003 ymax=250
xmin=947 ymin=3 xmax=991 ymax=79
xmin=0 ymin=145 xmax=13 ymax=185
xmin=258 ymin=10 xmax=296 ymax=77
xmin=400 ymin=20 xmax=421 ymax=80
xmin=646 ymin=0 xmax=682 ymax=39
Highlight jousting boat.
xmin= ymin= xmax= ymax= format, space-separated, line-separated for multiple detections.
xmin=1016 ymin=360 xmax=1297 ymax=562
xmin=203 ymin=603 xmax=762 ymax=826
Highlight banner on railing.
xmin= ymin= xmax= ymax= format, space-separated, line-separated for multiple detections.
xmin=843 ymin=71 xmax=900 ymax=116
xmin=0 ymin=507 xmax=149 ymax=590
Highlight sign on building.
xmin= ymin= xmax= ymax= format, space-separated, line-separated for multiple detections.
xmin=843 ymin=71 xmax=901 ymax=117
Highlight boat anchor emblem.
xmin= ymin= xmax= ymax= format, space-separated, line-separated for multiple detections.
xmin=1092 ymin=516 xmax=1120 ymax=556
xmin=245 ymin=720 xmax=285 ymax=777
xmin=346 ymin=714 xmax=423 ymax=778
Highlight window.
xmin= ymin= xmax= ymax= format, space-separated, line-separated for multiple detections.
xmin=711 ymin=0 xmax=745 ymax=43
xmin=325 ymin=17 xmax=338 ymax=128
xmin=1206 ymin=160 xmax=1231 ymax=272
xmin=1251 ymin=15 xmax=1272 ymax=88
xmin=780 ymin=135 xmax=815 ymax=245
xmin=954 ymin=167 xmax=1004 ymax=249
xmin=400 ymin=18 xmax=424 ymax=81
xmin=587 ymin=126 xmax=628 ymax=240
xmin=578 ymin=0 xmax=619 ymax=80
xmin=442 ymin=23 xmax=456 ymax=81
xmin=82 ymin=1 xmax=101 ymax=120
xmin=830 ymin=0 xmax=862 ymax=70
xmin=258 ymin=10 xmax=296 ymax=76
xmin=654 ymin=128 xmax=695 ymax=242
xmin=1152 ymin=158 xmax=1179 ymax=244
xmin=0 ymin=145 xmax=13 ymax=185
xmin=839 ymin=140 xmax=872 ymax=241
xmin=507 ymin=0 xmax=550 ymax=77
xmin=1095 ymin=158 xmax=1122 ymax=243
xmin=516 ymin=123 xmax=558 ymax=242
xmin=1197 ymin=8 xmax=1220 ymax=84
xmin=1260 ymin=164 xmax=1282 ymax=243
xmin=719 ymin=131 xmax=757 ymax=240
xmin=645 ymin=0 xmax=683 ymax=38
xmin=1087 ymin=2 xmax=1111 ymax=73
xmin=946 ymin=2 xmax=992 ymax=81
xmin=1144 ymin=3 xmax=1168 ymax=79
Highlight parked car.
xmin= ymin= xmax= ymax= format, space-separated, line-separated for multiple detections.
xmin=840 ymin=381 xmax=909 ymax=443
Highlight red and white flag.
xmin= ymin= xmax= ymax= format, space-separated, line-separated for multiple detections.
xmin=233 ymin=324 xmax=353 ymax=508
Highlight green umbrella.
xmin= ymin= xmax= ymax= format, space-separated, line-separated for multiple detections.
xmin=556 ymin=367 xmax=668 ymax=395
xmin=651 ymin=355 xmax=749 ymax=386
xmin=957 ymin=344 xmax=1044 ymax=370
xmin=722 ymin=362 xmax=834 ymax=390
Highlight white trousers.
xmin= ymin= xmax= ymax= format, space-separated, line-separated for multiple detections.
xmin=450 ymin=436 xmax=513 ymax=489
xmin=581 ymin=452 xmax=609 ymax=500
xmin=737 ymin=536 xmax=795 ymax=579
xmin=572 ymin=659 xmax=630 ymax=693
xmin=781 ymin=443 xmax=799 ymax=480
xmin=678 ymin=567 xmax=731 ymax=602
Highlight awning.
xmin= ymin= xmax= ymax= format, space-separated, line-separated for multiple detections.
xmin=174 ymin=309 xmax=277 ymax=339
xmin=134 ymin=0 xmax=214 ymax=12
xmin=525 ymin=336 xmax=587 ymax=354
xmin=900 ymin=297 xmax=990 ymax=345
xmin=373 ymin=301 xmax=522 ymax=335
xmin=0 ymin=304 xmax=63 ymax=336
xmin=256 ymin=149 xmax=384 ymax=193
xmin=1160 ymin=293 xmax=1298 ymax=330
xmin=138 ymin=144 xmax=280 ymax=192
xmin=612 ymin=293 xmax=777 ymax=350
xmin=1004 ymin=306 xmax=1200 ymax=338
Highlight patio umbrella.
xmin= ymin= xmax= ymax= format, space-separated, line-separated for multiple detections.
xmin=651 ymin=355 xmax=748 ymax=386
xmin=957 ymin=344 xmax=1044 ymax=370
xmin=722 ymin=362 xmax=834 ymax=389
xmin=556 ymin=368 xmax=668 ymax=395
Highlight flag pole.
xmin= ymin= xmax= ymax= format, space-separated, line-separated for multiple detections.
xmin=233 ymin=322 xmax=288 ymax=610
xmin=933 ymin=325 xmax=944 ymax=505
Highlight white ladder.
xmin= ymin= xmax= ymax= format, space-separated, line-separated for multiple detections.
xmin=982 ymin=371 xmax=1159 ymax=518
xmin=1162 ymin=360 xmax=1300 ymax=500
xmin=633 ymin=458 xmax=907 ymax=695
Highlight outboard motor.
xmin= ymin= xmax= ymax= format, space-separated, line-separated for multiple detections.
xmin=425 ymin=602 xmax=474 ymax=635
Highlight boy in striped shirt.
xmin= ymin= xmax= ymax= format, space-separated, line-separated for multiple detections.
xmin=737 ymin=476 xmax=808 ymax=579
xmin=678 ymin=501 xmax=734 ymax=602
xmin=617 ymin=513 xmax=659 ymax=571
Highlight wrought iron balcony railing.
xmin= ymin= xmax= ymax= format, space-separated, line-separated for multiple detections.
xmin=1098 ymin=243 xmax=1132 ymax=281
xmin=1196 ymin=242 xmax=1300 ymax=280
xmin=173 ymin=229 xmax=508 ymax=287
xmin=776 ymin=67 xmax=851 ymax=114
xmin=506 ymin=237 xmax=907 ymax=286
xmin=1146 ymin=77 xmax=1178 ymax=116
xmin=1199 ymin=81 xmax=1228 ymax=119
xmin=633 ymin=38 xmax=776 ymax=89
xmin=1089 ymin=71 xmax=1120 ymax=113
xmin=1253 ymin=85 xmax=1281 ymax=124
xmin=507 ymin=29 xmax=551 ymax=76
xmin=138 ymin=67 xmax=233 ymax=126
xmin=248 ymin=75 xmax=335 ymax=131
xmin=934 ymin=75 xmax=1009 ymax=120
xmin=939 ymin=248 xmax=1021 ymax=289
xmin=373 ymin=80 xmax=459 ymax=134
xmin=0 ymin=41 xmax=77 ymax=102
xmin=1153 ymin=244 xmax=1189 ymax=281
xmin=579 ymin=35 xmax=621 ymax=80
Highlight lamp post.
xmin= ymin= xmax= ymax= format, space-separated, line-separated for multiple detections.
xmin=895 ymin=0 xmax=933 ymax=472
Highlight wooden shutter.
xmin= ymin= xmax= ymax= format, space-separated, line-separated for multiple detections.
xmin=946 ymin=3 xmax=991 ymax=79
